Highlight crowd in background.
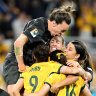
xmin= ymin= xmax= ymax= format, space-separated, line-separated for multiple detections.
xmin=0 ymin=0 xmax=96 ymax=95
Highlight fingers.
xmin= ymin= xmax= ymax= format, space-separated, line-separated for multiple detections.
xmin=50 ymin=84 xmax=60 ymax=94
xmin=66 ymin=62 xmax=73 ymax=67
xmin=50 ymin=87 xmax=59 ymax=93
xmin=66 ymin=61 xmax=80 ymax=67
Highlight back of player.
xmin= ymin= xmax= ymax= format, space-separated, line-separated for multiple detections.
xmin=45 ymin=50 xmax=85 ymax=96
xmin=57 ymin=76 xmax=85 ymax=96
xmin=20 ymin=44 xmax=63 ymax=93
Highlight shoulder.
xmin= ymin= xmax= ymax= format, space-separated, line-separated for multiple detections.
xmin=24 ymin=17 xmax=47 ymax=31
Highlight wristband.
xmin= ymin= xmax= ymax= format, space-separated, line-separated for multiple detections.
xmin=19 ymin=64 xmax=26 ymax=72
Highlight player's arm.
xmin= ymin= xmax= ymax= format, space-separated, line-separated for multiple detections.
xmin=79 ymin=68 xmax=92 ymax=82
xmin=24 ymin=84 xmax=50 ymax=96
xmin=84 ymin=71 xmax=92 ymax=87
xmin=60 ymin=66 xmax=85 ymax=77
xmin=66 ymin=60 xmax=93 ymax=81
xmin=84 ymin=67 xmax=93 ymax=85
xmin=85 ymin=71 xmax=92 ymax=81
xmin=81 ymin=85 xmax=92 ymax=96
xmin=12 ymin=78 xmax=24 ymax=96
xmin=50 ymin=75 xmax=79 ymax=93
xmin=14 ymin=34 xmax=28 ymax=72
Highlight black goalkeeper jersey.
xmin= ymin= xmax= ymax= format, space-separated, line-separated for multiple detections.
xmin=10 ymin=17 xmax=52 ymax=66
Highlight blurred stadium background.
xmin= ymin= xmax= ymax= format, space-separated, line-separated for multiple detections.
xmin=0 ymin=0 xmax=96 ymax=95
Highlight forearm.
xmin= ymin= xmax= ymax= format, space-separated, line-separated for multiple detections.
xmin=15 ymin=56 xmax=24 ymax=66
xmin=60 ymin=66 xmax=84 ymax=75
xmin=14 ymin=34 xmax=28 ymax=71
xmin=14 ymin=36 xmax=25 ymax=66
xmin=77 ymin=66 xmax=92 ymax=81
xmin=75 ymin=64 xmax=92 ymax=81
xmin=53 ymin=75 xmax=79 ymax=88
xmin=14 ymin=42 xmax=25 ymax=71
xmin=37 ymin=84 xmax=50 ymax=96
xmin=66 ymin=61 xmax=92 ymax=80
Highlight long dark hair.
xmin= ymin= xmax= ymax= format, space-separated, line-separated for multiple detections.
xmin=71 ymin=40 xmax=93 ymax=69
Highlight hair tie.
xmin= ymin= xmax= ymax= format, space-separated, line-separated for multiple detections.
xmin=56 ymin=53 xmax=66 ymax=59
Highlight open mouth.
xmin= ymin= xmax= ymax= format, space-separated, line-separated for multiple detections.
xmin=51 ymin=47 xmax=57 ymax=52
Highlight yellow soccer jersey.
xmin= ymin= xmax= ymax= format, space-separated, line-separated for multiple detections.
xmin=45 ymin=73 xmax=85 ymax=96
xmin=20 ymin=61 xmax=63 ymax=93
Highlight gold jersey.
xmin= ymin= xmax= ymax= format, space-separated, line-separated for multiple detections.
xmin=45 ymin=73 xmax=85 ymax=96
xmin=20 ymin=61 xmax=63 ymax=93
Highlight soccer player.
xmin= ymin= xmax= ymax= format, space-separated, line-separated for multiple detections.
xmin=23 ymin=50 xmax=92 ymax=96
xmin=64 ymin=40 xmax=93 ymax=87
xmin=49 ymin=36 xmax=93 ymax=88
xmin=45 ymin=49 xmax=92 ymax=96
xmin=12 ymin=44 xmax=85 ymax=96
xmin=3 ymin=3 xmax=74 ymax=96
xmin=50 ymin=39 xmax=93 ymax=95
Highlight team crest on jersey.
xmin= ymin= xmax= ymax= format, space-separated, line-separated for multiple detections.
xmin=30 ymin=28 xmax=39 ymax=37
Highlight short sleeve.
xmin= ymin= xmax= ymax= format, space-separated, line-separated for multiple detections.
xmin=20 ymin=72 xmax=25 ymax=79
xmin=51 ymin=62 xmax=63 ymax=74
xmin=23 ymin=26 xmax=40 ymax=42
xmin=44 ymin=73 xmax=66 ymax=87
xmin=44 ymin=73 xmax=57 ymax=87
xmin=19 ymin=69 xmax=30 ymax=79
xmin=23 ymin=18 xmax=46 ymax=43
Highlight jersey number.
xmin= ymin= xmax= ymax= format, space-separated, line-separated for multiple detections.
xmin=66 ymin=85 xmax=76 ymax=96
xmin=29 ymin=75 xmax=38 ymax=92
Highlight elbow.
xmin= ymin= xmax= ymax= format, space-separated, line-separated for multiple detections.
xmin=14 ymin=40 xmax=24 ymax=48
xmin=14 ymin=41 xmax=17 ymax=47
xmin=14 ymin=40 xmax=22 ymax=47
xmin=14 ymin=40 xmax=17 ymax=47
xmin=14 ymin=34 xmax=28 ymax=48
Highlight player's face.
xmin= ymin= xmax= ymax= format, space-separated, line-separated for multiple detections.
xmin=50 ymin=36 xmax=64 ymax=52
xmin=49 ymin=21 xmax=69 ymax=36
xmin=64 ymin=42 xmax=79 ymax=61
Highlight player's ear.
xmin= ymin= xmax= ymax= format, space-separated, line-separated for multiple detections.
xmin=75 ymin=54 xmax=80 ymax=59
xmin=34 ymin=56 xmax=36 ymax=60
xmin=52 ymin=21 xmax=57 ymax=27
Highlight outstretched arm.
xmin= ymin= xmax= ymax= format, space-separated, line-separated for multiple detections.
xmin=14 ymin=34 xmax=28 ymax=72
